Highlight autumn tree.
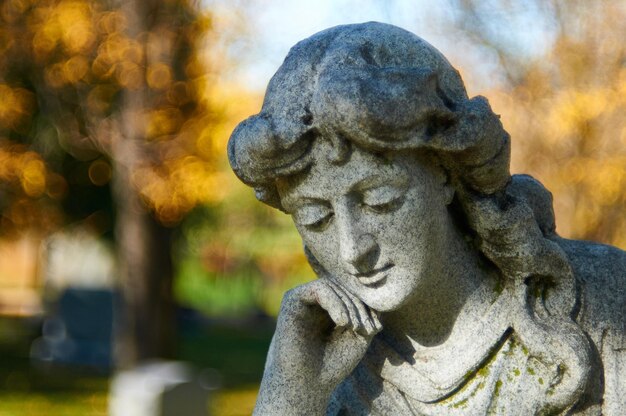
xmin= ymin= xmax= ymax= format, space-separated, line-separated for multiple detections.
xmin=0 ymin=0 xmax=225 ymax=367
xmin=443 ymin=0 xmax=626 ymax=248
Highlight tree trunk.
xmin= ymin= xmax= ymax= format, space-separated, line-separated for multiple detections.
xmin=110 ymin=0 xmax=179 ymax=368
xmin=112 ymin=0 xmax=174 ymax=363
xmin=111 ymin=134 xmax=176 ymax=369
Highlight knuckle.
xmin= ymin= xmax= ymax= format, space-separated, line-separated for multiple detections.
xmin=282 ymin=288 xmax=297 ymax=303
xmin=281 ymin=286 xmax=306 ymax=308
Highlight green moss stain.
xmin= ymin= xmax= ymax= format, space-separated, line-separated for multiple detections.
xmin=477 ymin=366 xmax=490 ymax=378
xmin=532 ymin=283 xmax=542 ymax=299
xmin=503 ymin=346 xmax=514 ymax=357
xmin=452 ymin=398 xmax=468 ymax=409
xmin=513 ymin=368 xmax=521 ymax=377
xmin=494 ymin=278 xmax=504 ymax=295
xmin=494 ymin=380 xmax=503 ymax=398
xmin=444 ymin=339 xmax=504 ymax=407
xmin=527 ymin=367 xmax=535 ymax=375
xmin=538 ymin=377 xmax=544 ymax=385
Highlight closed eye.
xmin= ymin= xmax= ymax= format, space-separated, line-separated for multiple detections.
xmin=363 ymin=197 xmax=404 ymax=214
xmin=304 ymin=212 xmax=334 ymax=232
xmin=293 ymin=204 xmax=334 ymax=232
xmin=361 ymin=185 xmax=406 ymax=214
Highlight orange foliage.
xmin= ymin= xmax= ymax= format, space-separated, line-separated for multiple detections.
xmin=0 ymin=85 xmax=35 ymax=132
xmin=454 ymin=0 xmax=626 ymax=249
xmin=0 ymin=0 xmax=234 ymax=228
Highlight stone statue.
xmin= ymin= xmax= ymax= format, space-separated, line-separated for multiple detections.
xmin=227 ymin=22 xmax=625 ymax=415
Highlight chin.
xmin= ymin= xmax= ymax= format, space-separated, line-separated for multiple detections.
xmin=360 ymin=288 xmax=410 ymax=313
xmin=357 ymin=274 xmax=418 ymax=313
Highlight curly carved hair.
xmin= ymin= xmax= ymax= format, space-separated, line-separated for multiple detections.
xmin=228 ymin=22 xmax=591 ymax=413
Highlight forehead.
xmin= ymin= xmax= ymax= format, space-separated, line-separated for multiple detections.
xmin=276 ymin=140 xmax=409 ymax=207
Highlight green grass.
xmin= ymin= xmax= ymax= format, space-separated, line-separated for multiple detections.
xmin=0 ymin=318 xmax=109 ymax=415
xmin=210 ymin=385 xmax=258 ymax=416
xmin=180 ymin=318 xmax=273 ymax=415
xmin=178 ymin=317 xmax=274 ymax=388
xmin=0 ymin=315 xmax=273 ymax=415
xmin=174 ymin=258 xmax=262 ymax=317
xmin=174 ymin=198 xmax=315 ymax=318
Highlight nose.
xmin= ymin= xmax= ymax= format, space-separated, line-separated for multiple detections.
xmin=337 ymin=205 xmax=380 ymax=274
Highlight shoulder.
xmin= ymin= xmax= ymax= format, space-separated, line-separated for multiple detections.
xmin=556 ymin=236 xmax=626 ymax=279
xmin=555 ymin=238 xmax=626 ymax=414
xmin=555 ymin=237 xmax=625 ymax=330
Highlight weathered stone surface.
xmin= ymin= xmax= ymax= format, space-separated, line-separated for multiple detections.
xmin=228 ymin=22 xmax=626 ymax=415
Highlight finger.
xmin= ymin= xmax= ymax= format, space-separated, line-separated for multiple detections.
xmin=349 ymin=293 xmax=378 ymax=336
xmin=343 ymin=288 xmax=378 ymax=335
xmin=326 ymin=282 xmax=365 ymax=335
xmin=329 ymin=279 xmax=382 ymax=336
xmin=325 ymin=279 xmax=373 ymax=336
xmin=370 ymin=309 xmax=383 ymax=332
xmin=299 ymin=281 xmax=350 ymax=329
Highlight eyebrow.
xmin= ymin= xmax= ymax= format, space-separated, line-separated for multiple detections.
xmin=279 ymin=163 xmax=409 ymax=210
xmin=352 ymin=173 xmax=409 ymax=192
xmin=280 ymin=195 xmax=328 ymax=213
xmin=282 ymin=175 xmax=386 ymax=209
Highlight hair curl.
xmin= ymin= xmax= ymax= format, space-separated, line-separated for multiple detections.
xmin=228 ymin=22 xmax=591 ymax=413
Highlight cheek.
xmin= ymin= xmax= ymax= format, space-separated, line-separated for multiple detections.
xmin=375 ymin=195 xmax=442 ymax=263
xmin=297 ymin=227 xmax=341 ymax=272
xmin=383 ymin=199 xmax=429 ymax=240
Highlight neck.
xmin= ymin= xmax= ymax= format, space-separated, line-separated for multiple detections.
xmin=381 ymin=217 xmax=498 ymax=348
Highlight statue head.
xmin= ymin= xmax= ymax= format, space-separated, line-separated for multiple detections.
xmin=228 ymin=22 xmax=547 ymax=300
xmin=228 ymin=22 xmax=510 ymax=211
xmin=228 ymin=22 xmax=519 ymax=311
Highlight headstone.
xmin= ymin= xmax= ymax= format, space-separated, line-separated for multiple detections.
xmin=31 ymin=229 xmax=118 ymax=369
xmin=108 ymin=361 xmax=212 ymax=416
xmin=31 ymin=287 xmax=117 ymax=369
xmin=227 ymin=22 xmax=626 ymax=415
xmin=42 ymin=229 xmax=117 ymax=290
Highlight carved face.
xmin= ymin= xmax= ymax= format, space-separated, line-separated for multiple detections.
xmin=277 ymin=140 xmax=455 ymax=312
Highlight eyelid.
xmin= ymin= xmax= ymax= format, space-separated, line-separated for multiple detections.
xmin=362 ymin=185 xmax=405 ymax=206
xmin=293 ymin=204 xmax=332 ymax=226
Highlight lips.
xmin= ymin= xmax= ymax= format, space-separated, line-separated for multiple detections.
xmin=355 ymin=263 xmax=394 ymax=287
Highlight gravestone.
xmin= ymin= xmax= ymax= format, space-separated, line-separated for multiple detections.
xmin=108 ymin=361 xmax=212 ymax=416
xmin=31 ymin=287 xmax=117 ymax=369
xmin=31 ymin=229 xmax=118 ymax=369
xmin=228 ymin=22 xmax=626 ymax=415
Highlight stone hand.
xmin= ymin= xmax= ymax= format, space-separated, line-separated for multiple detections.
xmin=254 ymin=278 xmax=382 ymax=414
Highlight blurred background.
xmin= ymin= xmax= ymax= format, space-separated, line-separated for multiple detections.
xmin=0 ymin=0 xmax=624 ymax=414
